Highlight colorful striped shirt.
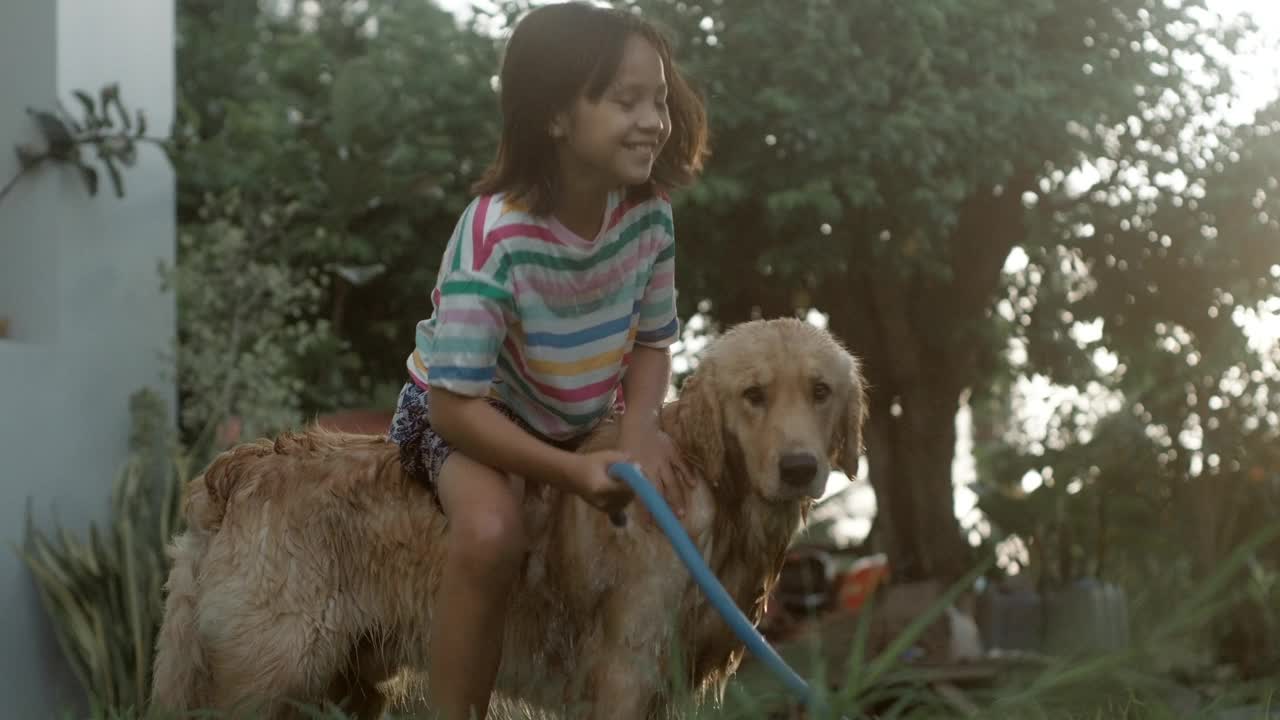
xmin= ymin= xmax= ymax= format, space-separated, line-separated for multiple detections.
xmin=406 ymin=190 xmax=679 ymax=441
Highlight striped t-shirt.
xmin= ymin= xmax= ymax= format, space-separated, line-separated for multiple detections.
xmin=406 ymin=189 xmax=680 ymax=441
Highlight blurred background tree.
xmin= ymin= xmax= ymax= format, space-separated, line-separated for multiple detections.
xmin=627 ymin=0 xmax=1279 ymax=592
xmin=161 ymin=0 xmax=1280 ymax=681
xmin=168 ymin=0 xmax=500 ymax=439
xmin=10 ymin=0 xmax=1278 ymax=712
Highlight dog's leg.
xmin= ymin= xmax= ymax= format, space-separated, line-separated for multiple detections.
xmin=201 ymin=658 xmax=314 ymax=720
xmin=571 ymin=584 xmax=688 ymax=720
xmin=197 ymin=610 xmax=356 ymax=719
xmin=325 ymin=636 xmax=396 ymax=720
xmin=330 ymin=680 xmax=389 ymax=720
xmin=581 ymin=656 xmax=668 ymax=720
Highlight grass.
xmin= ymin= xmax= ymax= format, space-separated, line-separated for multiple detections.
xmin=64 ymin=678 xmax=1279 ymax=720
xmin=63 ymin=531 xmax=1280 ymax=720
xmin=35 ymin=519 xmax=1280 ymax=720
xmin=26 ymin=396 xmax=1280 ymax=719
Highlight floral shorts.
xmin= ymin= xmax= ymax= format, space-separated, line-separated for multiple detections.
xmin=387 ymin=382 xmax=581 ymax=513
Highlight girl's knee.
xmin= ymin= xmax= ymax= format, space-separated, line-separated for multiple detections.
xmin=448 ymin=493 xmax=527 ymax=582
xmin=437 ymin=453 xmax=528 ymax=585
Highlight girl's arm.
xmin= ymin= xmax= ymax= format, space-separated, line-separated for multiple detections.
xmin=429 ymin=388 xmax=635 ymax=514
xmin=429 ymin=388 xmax=576 ymax=486
xmin=619 ymin=344 xmax=674 ymax=431
xmin=618 ymin=345 xmax=696 ymax=518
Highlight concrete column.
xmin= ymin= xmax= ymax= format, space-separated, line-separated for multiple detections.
xmin=0 ymin=0 xmax=176 ymax=715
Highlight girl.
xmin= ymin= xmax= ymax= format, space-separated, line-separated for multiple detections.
xmin=387 ymin=3 xmax=709 ymax=718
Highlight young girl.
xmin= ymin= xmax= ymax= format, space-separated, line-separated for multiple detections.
xmin=386 ymin=3 xmax=709 ymax=718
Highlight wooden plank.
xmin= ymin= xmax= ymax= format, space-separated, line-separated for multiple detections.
xmin=932 ymin=681 xmax=981 ymax=717
xmin=731 ymin=611 xmax=1051 ymax=712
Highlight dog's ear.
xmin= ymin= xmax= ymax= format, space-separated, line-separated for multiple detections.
xmin=833 ymin=355 xmax=868 ymax=477
xmin=675 ymin=367 xmax=725 ymax=485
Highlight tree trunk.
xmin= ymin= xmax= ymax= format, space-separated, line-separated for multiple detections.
xmin=692 ymin=201 xmax=797 ymax=328
xmin=864 ymin=371 xmax=973 ymax=582
xmin=821 ymin=286 xmax=975 ymax=583
xmin=815 ymin=179 xmax=1033 ymax=583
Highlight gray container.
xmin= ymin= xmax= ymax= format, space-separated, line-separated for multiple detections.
xmin=977 ymin=584 xmax=1045 ymax=652
xmin=1044 ymin=577 xmax=1131 ymax=656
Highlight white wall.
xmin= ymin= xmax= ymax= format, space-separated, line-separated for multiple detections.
xmin=0 ymin=0 xmax=175 ymax=716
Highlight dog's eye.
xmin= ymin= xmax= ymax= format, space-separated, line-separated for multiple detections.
xmin=742 ymin=386 xmax=766 ymax=407
xmin=813 ymin=382 xmax=832 ymax=402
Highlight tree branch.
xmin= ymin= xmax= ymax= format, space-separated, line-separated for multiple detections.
xmin=0 ymin=166 xmax=32 ymax=206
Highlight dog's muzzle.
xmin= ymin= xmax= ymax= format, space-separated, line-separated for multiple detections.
xmin=778 ymin=451 xmax=820 ymax=492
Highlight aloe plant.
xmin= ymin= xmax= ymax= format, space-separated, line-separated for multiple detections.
xmin=16 ymin=389 xmax=191 ymax=717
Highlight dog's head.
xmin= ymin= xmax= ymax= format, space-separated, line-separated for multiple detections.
xmin=676 ymin=317 xmax=867 ymax=503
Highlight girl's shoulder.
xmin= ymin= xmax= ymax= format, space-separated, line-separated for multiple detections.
xmin=459 ymin=190 xmax=672 ymax=256
xmin=612 ymin=191 xmax=674 ymax=246
xmin=457 ymin=192 xmax=566 ymax=263
xmin=488 ymin=191 xmax=537 ymax=221
xmin=454 ymin=191 xmax=545 ymax=244
xmin=458 ymin=191 xmax=533 ymax=227
xmin=609 ymin=189 xmax=673 ymax=232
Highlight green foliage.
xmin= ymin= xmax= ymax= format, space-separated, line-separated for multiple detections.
xmin=160 ymin=0 xmax=1280 ymax=672
xmin=16 ymin=389 xmax=189 ymax=717
xmin=17 ymin=0 xmax=1277 ymax=707
xmin=159 ymin=188 xmax=348 ymax=439
xmin=43 ymin=534 xmax=1280 ymax=718
xmin=634 ymin=0 xmax=1247 ymax=303
xmin=157 ymin=0 xmax=1280 ymax=588
xmin=973 ymin=98 xmax=1280 ymax=677
xmin=165 ymin=0 xmax=503 ymax=438
xmin=617 ymin=0 xmax=1280 ymax=584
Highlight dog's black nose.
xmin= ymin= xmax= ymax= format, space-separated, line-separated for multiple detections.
xmin=779 ymin=452 xmax=818 ymax=488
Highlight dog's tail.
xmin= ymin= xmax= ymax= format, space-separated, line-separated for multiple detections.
xmin=182 ymin=441 xmax=265 ymax=532
xmin=149 ymin=529 xmax=212 ymax=713
xmin=149 ymin=446 xmax=255 ymax=713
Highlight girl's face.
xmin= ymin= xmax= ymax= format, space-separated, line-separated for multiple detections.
xmin=552 ymin=35 xmax=671 ymax=194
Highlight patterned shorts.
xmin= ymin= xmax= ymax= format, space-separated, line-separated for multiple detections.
xmin=387 ymin=382 xmax=581 ymax=513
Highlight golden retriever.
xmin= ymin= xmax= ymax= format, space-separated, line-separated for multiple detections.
xmin=149 ymin=317 xmax=866 ymax=719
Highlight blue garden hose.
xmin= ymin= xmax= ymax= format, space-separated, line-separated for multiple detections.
xmin=607 ymin=462 xmax=828 ymax=715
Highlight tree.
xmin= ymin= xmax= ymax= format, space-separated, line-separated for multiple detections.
xmin=169 ymin=0 xmax=1276 ymax=592
xmin=169 ymin=0 xmax=501 ymax=436
xmin=628 ymin=0 xmax=1269 ymax=582
xmin=975 ymin=98 xmax=1280 ymax=677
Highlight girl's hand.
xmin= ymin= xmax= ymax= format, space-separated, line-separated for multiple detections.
xmin=564 ymin=450 xmax=636 ymax=519
xmin=618 ymin=419 xmax=696 ymax=524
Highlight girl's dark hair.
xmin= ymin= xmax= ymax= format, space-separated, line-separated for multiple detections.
xmin=471 ymin=2 xmax=709 ymax=215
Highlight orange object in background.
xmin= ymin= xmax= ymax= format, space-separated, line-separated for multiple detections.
xmin=216 ymin=409 xmax=395 ymax=449
xmin=834 ymin=554 xmax=890 ymax=613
